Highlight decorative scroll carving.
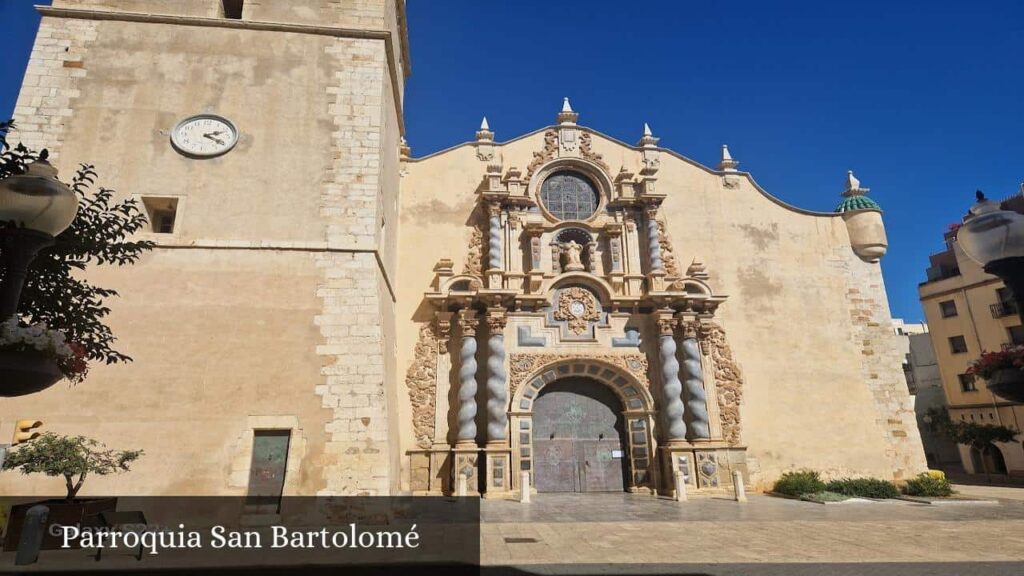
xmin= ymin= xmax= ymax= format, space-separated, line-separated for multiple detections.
xmin=657 ymin=220 xmax=682 ymax=279
xmin=553 ymin=287 xmax=601 ymax=336
xmin=463 ymin=222 xmax=484 ymax=278
xmin=405 ymin=324 xmax=438 ymax=449
xmin=704 ymin=324 xmax=745 ymax=445
xmin=526 ymin=130 xmax=559 ymax=180
xmin=579 ymin=132 xmax=609 ymax=171
xmin=508 ymin=352 xmax=650 ymax=399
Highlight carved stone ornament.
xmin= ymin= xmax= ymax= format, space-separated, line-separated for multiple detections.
xmin=508 ymin=353 xmax=650 ymax=399
xmin=579 ymin=132 xmax=609 ymax=171
xmin=679 ymin=320 xmax=699 ymax=340
xmin=553 ymin=287 xmax=601 ymax=336
xmin=486 ymin=308 xmax=508 ymax=332
xmin=476 ymin=147 xmax=494 ymax=162
xmin=458 ymin=309 xmax=479 ymax=337
xmin=657 ymin=220 xmax=682 ymax=279
xmin=704 ymin=323 xmax=745 ymax=445
xmin=462 ymin=218 xmax=484 ymax=278
xmin=656 ymin=316 xmax=676 ymax=337
xmin=526 ymin=130 xmax=559 ymax=181
xmin=405 ymin=324 xmax=438 ymax=449
xmin=563 ymin=240 xmax=585 ymax=271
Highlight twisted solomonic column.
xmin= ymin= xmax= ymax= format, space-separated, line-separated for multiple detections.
xmin=680 ymin=321 xmax=711 ymax=439
xmin=485 ymin=308 xmax=509 ymax=444
xmin=456 ymin=309 xmax=480 ymax=445
xmin=646 ymin=206 xmax=664 ymax=273
xmin=657 ymin=314 xmax=687 ymax=443
xmin=487 ymin=203 xmax=503 ymax=270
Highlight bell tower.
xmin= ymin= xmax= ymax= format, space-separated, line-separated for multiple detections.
xmin=6 ymin=0 xmax=411 ymax=496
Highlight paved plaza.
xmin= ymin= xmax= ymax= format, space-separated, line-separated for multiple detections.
xmin=479 ymin=487 xmax=1024 ymax=575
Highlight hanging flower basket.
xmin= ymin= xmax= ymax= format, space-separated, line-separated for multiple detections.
xmin=0 ymin=349 xmax=63 ymax=396
xmin=0 ymin=317 xmax=87 ymax=397
xmin=967 ymin=346 xmax=1024 ymax=403
xmin=987 ymin=368 xmax=1024 ymax=403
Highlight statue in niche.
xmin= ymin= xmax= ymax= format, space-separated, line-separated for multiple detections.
xmin=563 ymin=240 xmax=585 ymax=272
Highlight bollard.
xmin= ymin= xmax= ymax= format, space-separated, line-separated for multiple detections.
xmin=456 ymin=473 xmax=468 ymax=497
xmin=733 ymin=470 xmax=747 ymax=502
xmin=519 ymin=472 xmax=531 ymax=504
xmin=674 ymin=471 xmax=688 ymax=502
xmin=15 ymin=504 xmax=49 ymax=566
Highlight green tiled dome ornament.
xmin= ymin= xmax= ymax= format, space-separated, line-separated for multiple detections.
xmin=834 ymin=170 xmax=881 ymax=213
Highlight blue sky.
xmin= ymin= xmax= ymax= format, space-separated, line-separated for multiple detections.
xmin=4 ymin=1 xmax=1023 ymax=322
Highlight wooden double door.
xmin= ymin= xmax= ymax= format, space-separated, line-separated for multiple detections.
xmin=532 ymin=378 xmax=628 ymax=493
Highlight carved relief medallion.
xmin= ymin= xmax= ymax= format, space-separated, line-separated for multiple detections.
xmin=553 ymin=287 xmax=601 ymax=336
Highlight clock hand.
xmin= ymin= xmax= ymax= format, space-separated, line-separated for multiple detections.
xmin=202 ymin=133 xmax=226 ymax=145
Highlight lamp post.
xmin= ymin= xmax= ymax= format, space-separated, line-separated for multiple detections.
xmin=956 ymin=191 xmax=1024 ymax=324
xmin=956 ymin=190 xmax=1024 ymax=402
xmin=0 ymin=151 xmax=78 ymax=320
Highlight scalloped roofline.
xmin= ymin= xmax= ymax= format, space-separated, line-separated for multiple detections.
xmin=407 ymin=124 xmax=840 ymax=218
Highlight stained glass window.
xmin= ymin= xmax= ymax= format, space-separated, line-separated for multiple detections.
xmin=540 ymin=171 xmax=599 ymax=221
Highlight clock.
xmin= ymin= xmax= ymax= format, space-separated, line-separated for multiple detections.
xmin=170 ymin=114 xmax=238 ymax=158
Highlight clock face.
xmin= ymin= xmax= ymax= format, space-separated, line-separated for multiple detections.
xmin=170 ymin=114 xmax=238 ymax=158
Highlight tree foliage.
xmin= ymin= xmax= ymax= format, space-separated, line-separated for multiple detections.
xmin=927 ymin=407 xmax=1018 ymax=449
xmin=2 ymin=432 xmax=143 ymax=501
xmin=0 ymin=119 xmax=155 ymax=366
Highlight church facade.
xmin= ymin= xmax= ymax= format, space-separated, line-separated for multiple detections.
xmin=2 ymin=0 xmax=926 ymax=499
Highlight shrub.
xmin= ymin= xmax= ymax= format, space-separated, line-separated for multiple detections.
xmin=825 ymin=477 xmax=900 ymax=499
xmin=773 ymin=470 xmax=825 ymax=496
xmin=903 ymin=473 xmax=954 ymax=497
xmin=800 ymin=491 xmax=849 ymax=503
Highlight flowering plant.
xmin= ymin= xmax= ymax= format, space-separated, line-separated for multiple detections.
xmin=966 ymin=345 xmax=1024 ymax=380
xmin=0 ymin=316 xmax=88 ymax=383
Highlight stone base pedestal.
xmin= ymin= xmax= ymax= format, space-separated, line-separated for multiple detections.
xmin=659 ymin=442 xmax=747 ymax=496
xmin=482 ymin=445 xmax=511 ymax=498
xmin=486 ymin=269 xmax=503 ymax=290
xmin=408 ymin=447 xmax=452 ymax=495
xmin=452 ymin=445 xmax=481 ymax=496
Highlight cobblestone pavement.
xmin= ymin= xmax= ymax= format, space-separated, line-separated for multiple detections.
xmin=480 ymin=493 xmax=1024 ymax=574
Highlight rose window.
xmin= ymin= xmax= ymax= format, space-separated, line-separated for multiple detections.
xmin=540 ymin=171 xmax=599 ymax=221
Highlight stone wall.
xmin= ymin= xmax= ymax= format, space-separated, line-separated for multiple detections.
xmin=2 ymin=4 xmax=404 ymax=497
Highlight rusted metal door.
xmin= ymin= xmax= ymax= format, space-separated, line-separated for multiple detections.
xmin=533 ymin=378 xmax=627 ymax=492
xmin=246 ymin=429 xmax=291 ymax=513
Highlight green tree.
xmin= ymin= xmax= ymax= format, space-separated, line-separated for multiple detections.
xmin=0 ymin=119 xmax=154 ymax=369
xmin=2 ymin=433 xmax=143 ymax=501
xmin=927 ymin=407 xmax=1018 ymax=474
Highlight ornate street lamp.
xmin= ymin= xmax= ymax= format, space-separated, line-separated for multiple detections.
xmin=0 ymin=151 xmax=79 ymax=397
xmin=0 ymin=151 xmax=78 ymax=319
xmin=957 ymin=191 xmax=1024 ymax=324
xmin=956 ymin=190 xmax=1024 ymax=402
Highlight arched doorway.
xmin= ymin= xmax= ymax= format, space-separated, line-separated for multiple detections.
xmin=970 ymin=444 xmax=1008 ymax=475
xmin=532 ymin=377 xmax=629 ymax=492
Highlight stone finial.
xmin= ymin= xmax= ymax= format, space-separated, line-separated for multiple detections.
xmin=476 ymin=116 xmax=494 ymax=142
xmin=557 ymin=97 xmax=579 ymax=125
xmin=842 ymin=170 xmax=870 ymax=197
xmin=399 ymin=137 xmax=411 ymax=160
xmin=638 ymin=122 xmax=659 ymax=147
xmin=718 ymin=145 xmax=739 ymax=172
xmin=686 ymin=258 xmax=710 ymax=280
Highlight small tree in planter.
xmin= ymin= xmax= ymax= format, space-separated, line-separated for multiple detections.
xmin=966 ymin=346 xmax=1024 ymax=402
xmin=2 ymin=432 xmax=142 ymax=501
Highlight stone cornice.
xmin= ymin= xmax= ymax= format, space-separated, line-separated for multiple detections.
xmin=36 ymin=5 xmax=407 ymax=135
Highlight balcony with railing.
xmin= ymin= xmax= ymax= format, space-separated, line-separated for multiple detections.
xmin=991 ymin=300 xmax=1019 ymax=318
